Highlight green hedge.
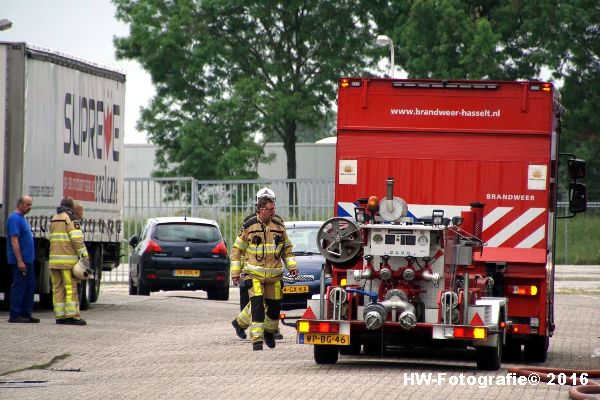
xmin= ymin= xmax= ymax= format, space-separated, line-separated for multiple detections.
xmin=555 ymin=213 xmax=600 ymax=264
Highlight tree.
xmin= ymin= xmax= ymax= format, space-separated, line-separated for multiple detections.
xmin=113 ymin=0 xmax=377 ymax=182
xmin=373 ymin=0 xmax=600 ymax=199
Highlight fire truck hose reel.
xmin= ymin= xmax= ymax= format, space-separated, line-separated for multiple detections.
xmin=317 ymin=217 xmax=362 ymax=266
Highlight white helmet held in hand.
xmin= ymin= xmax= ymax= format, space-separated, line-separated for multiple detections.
xmin=73 ymin=260 xmax=94 ymax=280
xmin=256 ymin=187 xmax=276 ymax=203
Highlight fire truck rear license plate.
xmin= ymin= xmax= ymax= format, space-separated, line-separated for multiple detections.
xmin=300 ymin=333 xmax=350 ymax=345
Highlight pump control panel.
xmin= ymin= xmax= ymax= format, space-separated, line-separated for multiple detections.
xmin=365 ymin=227 xmax=436 ymax=257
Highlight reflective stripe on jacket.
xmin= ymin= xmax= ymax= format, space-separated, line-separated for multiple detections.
xmin=230 ymin=214 xmax=297 ymax=281
xmin=49 ymin=212 xmax=89 ymax=269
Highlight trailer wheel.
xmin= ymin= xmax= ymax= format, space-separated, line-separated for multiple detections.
xmin=314 ymin=345 xmax=339 ymax=364
xmin=1 ymin=290 xmax=10 ymax=311
xmin=88 ymin=247 xmax=102 ymax=303
xmin=79 ymin=280 xmax=90 ymax=310
xmin=39 ymin=292 xmax=53 ymax=310
xmin=476 ymin=337 xmax=502 ymax=371
xmin=524 ymin=336 xmax=548 ymax=363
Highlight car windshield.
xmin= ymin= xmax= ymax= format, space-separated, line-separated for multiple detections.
xmin=154 ymin=223 xmax=221 ymax=243
xmin=287 ymin=226 xmax=320 ymax=254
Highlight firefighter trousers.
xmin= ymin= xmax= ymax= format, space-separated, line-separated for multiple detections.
xmin=247 ymin=278 xmax=282 ymax=343
xmin=50 ymin=269 xmax=81 ymax=320
xmin=236 ymin=279 xmax=284 ymax=330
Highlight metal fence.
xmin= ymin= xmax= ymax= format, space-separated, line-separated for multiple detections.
xmin=103 ymin=177 xmax=599 ymax=290
xmin=121 ymin=177 xmax=334 ymax=246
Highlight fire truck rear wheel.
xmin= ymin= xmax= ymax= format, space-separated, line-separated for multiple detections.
xmin=314 ymin=345 xmax=339 ymax=364
xmin=523 ymin=336 xmax=548 ymax=363
xmin=502 ymin=338 xmax=522 ymax=362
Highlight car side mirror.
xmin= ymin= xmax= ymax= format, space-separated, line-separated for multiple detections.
xmin=569 ymin=182 xmax=587 ymax=214
xmin=129 ymin=235 xmax=139 ymax=248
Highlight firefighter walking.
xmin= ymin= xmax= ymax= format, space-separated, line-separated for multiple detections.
xmin=230 ymin=190 xmax=298 ymax=350
xmin=49 ymin=197 xmax=90 ymax=325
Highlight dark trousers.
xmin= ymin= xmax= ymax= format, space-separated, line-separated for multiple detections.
xmin=9 ymin=263 xmax=35 ymax=319
xmin=239 ymin=284 xmax=250 ymax=311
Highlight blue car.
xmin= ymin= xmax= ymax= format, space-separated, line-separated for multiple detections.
xmin=281 ymin=221 xmax=330 ymax=310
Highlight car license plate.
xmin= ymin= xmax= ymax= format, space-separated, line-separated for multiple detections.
xmin=300 ymin=333 xmax=350 ymax=346
xmin=283 ymin=285 xmax=309 ymax=294
xmin=174 ymin=269 xmax=200 ymax=277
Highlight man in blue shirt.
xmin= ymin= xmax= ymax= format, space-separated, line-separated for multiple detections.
xmin=6 ymin=195 xmax=39 ymax=323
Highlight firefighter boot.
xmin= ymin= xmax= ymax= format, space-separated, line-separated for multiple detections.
xmin=273 ymin=331 xmax=283 ymax=340
xmin=264 ymin=332 xmax=276 ymax=349
xmin=253 ymin=341 xmax=263 ymax=351
xmin=231 ymin=319 xmax=247 ymax=339
xmin=63 ymin=318 xmax=87 ymax=326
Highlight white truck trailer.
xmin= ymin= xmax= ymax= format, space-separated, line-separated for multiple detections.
xmin=0 ymin=42 xmax=125 ymax=310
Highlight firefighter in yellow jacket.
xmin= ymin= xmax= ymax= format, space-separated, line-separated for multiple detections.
xmin=230 ymin=192 xmax=298 ymax=350
xmin=49 ymin=197 xmax=89 ymax=325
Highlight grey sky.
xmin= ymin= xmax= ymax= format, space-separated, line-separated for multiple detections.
xmin=1 ymin=0 xmax=151 ymax=143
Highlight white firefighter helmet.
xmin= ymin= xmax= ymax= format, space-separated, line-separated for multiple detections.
xmin=255 ymin=187 xmax=276 ymax=203
xmin=72 ymin=260 xmax=94 ymax=280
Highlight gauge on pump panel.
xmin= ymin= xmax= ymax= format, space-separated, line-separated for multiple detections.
xmin=418 ymin=235 xmax=429 ymax=246
xmin=372 ymin=233 xmax=384 ymax=244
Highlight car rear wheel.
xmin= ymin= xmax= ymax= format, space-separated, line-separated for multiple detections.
xmin=137 ymin=274 xmax=150 ymax=296
xmin=207 ymin=287 xmax=229 ymax=301
xmin=128 ymin=275 xmax=137 ymax=295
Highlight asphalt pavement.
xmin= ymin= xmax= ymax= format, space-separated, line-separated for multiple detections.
xmin=1 ymin=286 xmax=600 ymax=400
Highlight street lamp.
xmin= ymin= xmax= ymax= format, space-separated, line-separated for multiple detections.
xmin=376 ymin=34 xmax=394 ymax=78
xmin=0 ymin=18 xmax=13 ymax=31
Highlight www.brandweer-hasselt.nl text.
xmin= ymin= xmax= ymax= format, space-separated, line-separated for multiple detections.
xmin=391 ymin=108 xmax=500 ymax=117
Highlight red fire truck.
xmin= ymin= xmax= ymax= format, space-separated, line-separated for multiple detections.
xmin=295 ymin=78 xmax=586 ymax=370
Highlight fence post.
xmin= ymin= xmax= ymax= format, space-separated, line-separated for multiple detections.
xmin=191 ymin=178 xmax=198 ymax=217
